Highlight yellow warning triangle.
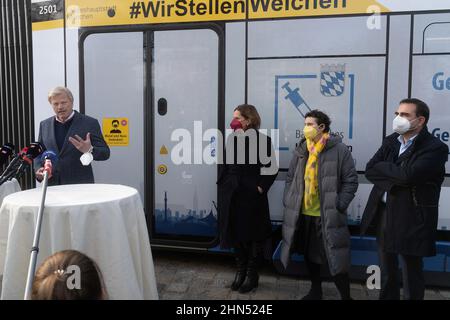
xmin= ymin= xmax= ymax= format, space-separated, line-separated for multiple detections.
xmin=160 ymin=145 xmax=168 ymax=155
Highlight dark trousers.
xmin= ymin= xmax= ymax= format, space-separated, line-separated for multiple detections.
xmin=305 ymin=259 xmax=351 ymax=300
xmin=299 ymin=215 xmax=351 ymax=299
xmin=234 ymin=241 xmax=264 ymax=266
xmin=376 ymin=203 xmax=425 ymax=300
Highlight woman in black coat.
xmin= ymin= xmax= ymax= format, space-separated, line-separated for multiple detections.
xmin=217 ymin=104 xmax=278 ymax=293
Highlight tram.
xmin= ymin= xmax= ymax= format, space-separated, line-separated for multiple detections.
xmin=31 ymin=0 xmax=450 ymax=285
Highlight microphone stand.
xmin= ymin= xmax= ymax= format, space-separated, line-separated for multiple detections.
xmin=0 ymin=165 xmax=20 ymax=186
xmin=0 ymin=172 xmax=14 ymax=186
xmin=23 ymin=169 xmax=50 ymax=300
xmin=0 ymin=158 xmax=33 ymax=186
xmin=0 ymin=157 xmax=18 ymax=178
xmin=0 ymin=158 xmax=21 ymax=186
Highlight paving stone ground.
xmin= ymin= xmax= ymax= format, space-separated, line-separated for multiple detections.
xmin=1 ymin=250 xmax=448 ymax=300
xmin=153 ymin=250 xmax=450 ymax=300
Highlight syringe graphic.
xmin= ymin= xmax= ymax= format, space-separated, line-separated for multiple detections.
xmin=282 ymin=81 xmax=312 ymax=117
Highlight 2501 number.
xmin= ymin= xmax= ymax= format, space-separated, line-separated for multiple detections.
xmin=39 ymin=5 xmax=57 ymax=15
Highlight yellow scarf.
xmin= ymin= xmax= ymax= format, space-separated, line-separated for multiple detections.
xmin=304 ymin=133 xmax=329 ymax=211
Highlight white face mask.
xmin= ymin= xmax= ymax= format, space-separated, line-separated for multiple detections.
xmin=80 ymin=152 xmax=93 ymax=166
xmin=393 ymin=115 xmax=418 ymax=135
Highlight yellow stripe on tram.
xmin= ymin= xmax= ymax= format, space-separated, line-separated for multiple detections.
xmin=32 ymin=19 xmax=64 ymax=31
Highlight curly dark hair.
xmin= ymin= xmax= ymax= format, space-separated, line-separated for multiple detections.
xmin=304 ymin=109 xmax=331 ymax=133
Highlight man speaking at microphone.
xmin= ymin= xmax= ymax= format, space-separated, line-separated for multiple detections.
xmin=35 ymin=86 xmax=110 ymax=185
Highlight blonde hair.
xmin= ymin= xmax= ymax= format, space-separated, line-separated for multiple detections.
xmin=31 ymin=250 xmax=107 ymax=300
xmin=234 ymin=104 xmax=261 ymax=129
xmin=48 ymin=86 xmax=74 ymax=103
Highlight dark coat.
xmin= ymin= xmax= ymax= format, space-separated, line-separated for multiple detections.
xmin=217 ymin=130 xmax=278 ymax=249
xmin=35 ymin=111 xmax=110 ymax=185
xmin=360 ymin=127 xmax=449 ymax=257
xmin=280 ymin=136 xmax=358 ymax=276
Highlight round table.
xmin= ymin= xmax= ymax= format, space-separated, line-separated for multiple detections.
xmin=0 ymin=184 xmax=158 ymax=300
xmin=0 ymin=179 xmax=21 ymax=207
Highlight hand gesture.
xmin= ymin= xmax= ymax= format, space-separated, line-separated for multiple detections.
xmin=69 ymin=133 xmax=93 ymax=153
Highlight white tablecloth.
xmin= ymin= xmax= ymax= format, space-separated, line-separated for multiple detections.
xmin=0 ymin=179 xmax=21 ymax=207
xmin=0 ymin=184 xmax=158 ymax=300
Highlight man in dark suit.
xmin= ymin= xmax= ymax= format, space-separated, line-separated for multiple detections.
xmin=35 ymin=87 xmax=110 ymax=185
xmin=361 ymin=98 xmax=448 ymax=300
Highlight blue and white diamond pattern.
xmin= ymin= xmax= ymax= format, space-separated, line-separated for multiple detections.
xmin=320 ymin=71 xmax=345 ymax=97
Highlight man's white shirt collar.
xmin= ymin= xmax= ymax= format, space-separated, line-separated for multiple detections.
xmin=55 ymin=110 xmax=75 ymax=124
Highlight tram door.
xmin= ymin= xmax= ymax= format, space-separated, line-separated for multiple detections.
xmin=83 ymin=28 xmax=220 ymax=247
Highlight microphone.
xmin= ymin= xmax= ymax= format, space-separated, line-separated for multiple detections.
xmin=13 ymin=142 xmax=45 ymax=180
xmin=0 ymin=146 xmax=27 ymax=181
xmin=26 ymin=142 xmax=45 ymax=159
xmin=41 ymin=150 xmax=58 ymax=179
xmin=0 ymin=142 xmax=45 ymax=186
xmin=22 ymin=142 xmax=45 ymax=165
xmin=0 ymin=143 xmax=15 ymax=166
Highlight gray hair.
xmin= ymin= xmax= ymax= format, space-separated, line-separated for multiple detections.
xmin=48 ymin=86 xmax=74 ymax=103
